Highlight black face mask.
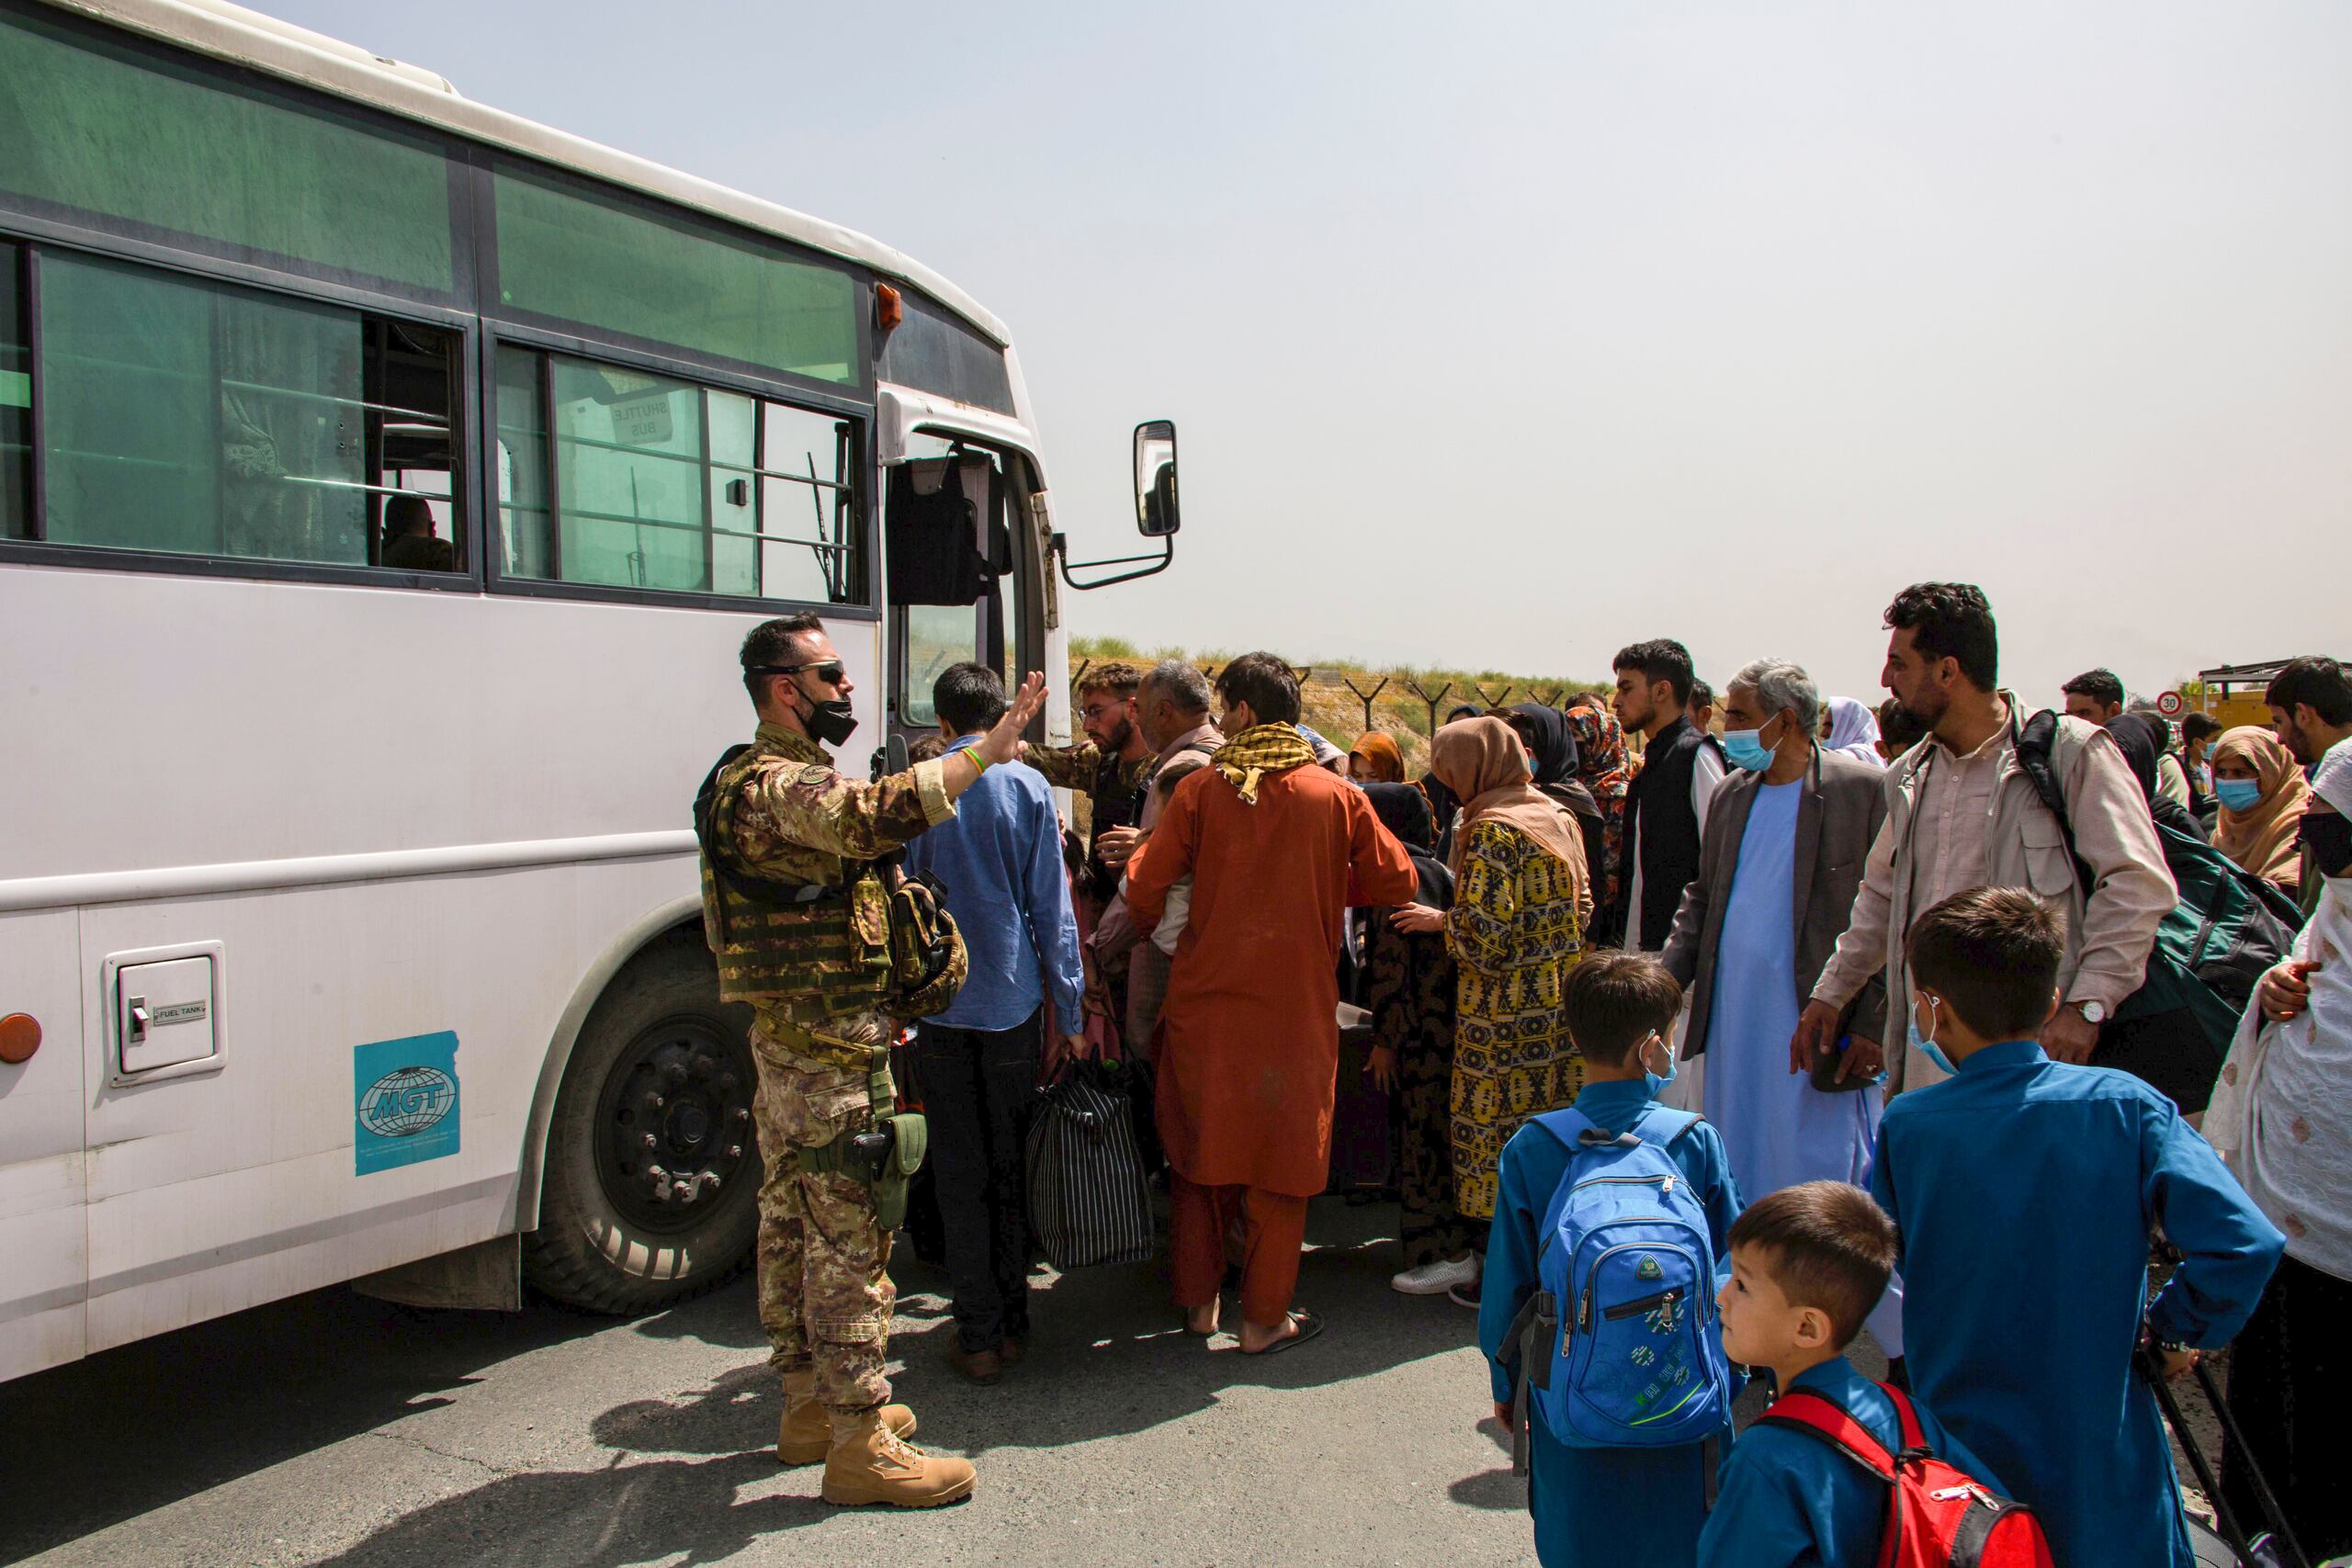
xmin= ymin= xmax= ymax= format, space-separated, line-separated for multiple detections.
xmin=2301 ymin=812 xmax=2352 ymax=880
xmin=793 ymin=680 xmax=859 ymax=748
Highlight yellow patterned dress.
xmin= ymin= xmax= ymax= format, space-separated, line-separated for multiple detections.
xmin=1446 ymin=818 xmax=1588 ymax=1221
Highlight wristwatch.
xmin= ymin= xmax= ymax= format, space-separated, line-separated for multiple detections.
xmin=2072 ymin=999 xmax=2109 ymax=1026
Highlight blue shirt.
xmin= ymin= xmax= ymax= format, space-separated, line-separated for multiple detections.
xmin=902 ymin=734 xmax=1085 ymax=1037
xmin=1870 ymin=1040 xmax=2283 ymax=1568
xmin=1479 ymin=1077 xmax=1744 ymax=1568
xmin=1699 ymin=1355 xmax=2006 ymax=1568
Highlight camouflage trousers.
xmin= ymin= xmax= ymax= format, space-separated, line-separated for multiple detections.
xmin=751 ymin=1011 xmax=895 ymax=1414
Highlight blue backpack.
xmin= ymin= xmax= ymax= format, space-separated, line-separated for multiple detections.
xmin=1503 ymin=1104 xmax=1732 ymax=1473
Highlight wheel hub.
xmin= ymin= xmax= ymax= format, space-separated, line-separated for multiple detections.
xmin=593 ymin=1020 xmax=753 ymax=1234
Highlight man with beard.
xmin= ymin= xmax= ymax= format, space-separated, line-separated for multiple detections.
xmin=1603 ymin=638 xmax=1726 ymax=952
xmin=2266 ymin=656 xmax=2352 ymax=917
xmin=1793 ymin=582 xmax=2174 ymax=1091
xmin=1023 ymin=661 xmax=1153 ymax=1043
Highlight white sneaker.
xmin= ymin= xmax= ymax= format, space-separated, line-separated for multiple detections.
xmin=1391 ymin=1254 xmax=1479 ymax=1296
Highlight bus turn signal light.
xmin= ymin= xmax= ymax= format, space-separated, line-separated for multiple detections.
xmin=0 ymin=1013 xmax=39 ymax=1065
xmin=875 ymin=282 xmax=903 ymax=333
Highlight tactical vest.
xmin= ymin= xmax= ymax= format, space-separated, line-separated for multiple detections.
xmin=697 ymin=745 xmax=893 ymax=1016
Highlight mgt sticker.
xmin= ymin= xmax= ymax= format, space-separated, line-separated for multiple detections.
xmin=354 ymin=1031 xmax=459 ymax=1175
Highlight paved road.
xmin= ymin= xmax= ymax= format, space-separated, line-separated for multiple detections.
xmin=3 ymin=1201 xmax=1555 ymax=1568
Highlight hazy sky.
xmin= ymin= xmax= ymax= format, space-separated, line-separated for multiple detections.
xmin=280 ymin=0 xmax=2351 ymax=703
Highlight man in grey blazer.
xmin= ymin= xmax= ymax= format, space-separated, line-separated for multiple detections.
xmin=1660 ymin=659 xmax=1889 ymax=1208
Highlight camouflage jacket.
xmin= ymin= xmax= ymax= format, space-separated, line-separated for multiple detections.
xmin=1025 ymin=740 xmax=1153 ymax=902
xmin=699 ymin=722 xmax=956 ymax=1053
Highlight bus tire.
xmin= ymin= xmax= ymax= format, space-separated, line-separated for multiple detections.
xmin=525 ymin=930 xmax=762 ymax=1314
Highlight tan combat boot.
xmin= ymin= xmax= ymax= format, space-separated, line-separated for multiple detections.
xmin=775 ymin=1371 xmax=915 ymax=1465
xmin=819 ymin=1407 xmax=976 ymax=1508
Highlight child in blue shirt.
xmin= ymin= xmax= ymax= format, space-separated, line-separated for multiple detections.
xmin=1478 ymin=953 xmax=1743 ymax=1567
xmin=1700 ymin=1181 xmax=2006 ymax=1566
xmin=1871 ymin=886 xmax=2283 ymax=1568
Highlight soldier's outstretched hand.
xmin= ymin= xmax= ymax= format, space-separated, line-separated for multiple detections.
xmin=974 ymin=671 xmax=1050 ymax=766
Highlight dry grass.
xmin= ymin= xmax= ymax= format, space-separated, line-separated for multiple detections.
xmin=1069 ymin=637 xmax=1607 ymax=773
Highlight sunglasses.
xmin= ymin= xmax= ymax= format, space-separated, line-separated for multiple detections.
xmin=751 ymin=660 xmax=846 ymax=685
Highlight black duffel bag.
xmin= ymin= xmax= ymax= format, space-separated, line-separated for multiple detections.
xmin=1026 ymin=1059 xmax=1156 ymax=1270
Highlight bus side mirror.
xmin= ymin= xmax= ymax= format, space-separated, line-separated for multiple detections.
xmin=1134 ymin=420 xmax=1180 ymax=537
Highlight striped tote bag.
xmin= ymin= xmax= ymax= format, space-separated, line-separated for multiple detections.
xmin=1026 ymin=1063 xmax=1157 ymax=1269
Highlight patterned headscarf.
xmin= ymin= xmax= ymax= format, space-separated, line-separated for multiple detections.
xmin=1564 ymin=701 xmax=1632 ymax=904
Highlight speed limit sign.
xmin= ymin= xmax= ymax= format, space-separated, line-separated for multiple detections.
xmin=2156 ymin=691 xmax=2185 ymax=717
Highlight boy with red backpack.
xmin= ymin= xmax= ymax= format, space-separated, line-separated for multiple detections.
xmin=1481 ymin=953 xmax=1743 ymax=1567
xmin=1699 ymin=1181 xmax=2044 ymax=1566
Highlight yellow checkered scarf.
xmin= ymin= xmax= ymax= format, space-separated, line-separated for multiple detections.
xmin=1212 ymin=724 xmax=1319 ymax=805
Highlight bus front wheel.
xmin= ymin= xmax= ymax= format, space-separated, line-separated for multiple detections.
xmin=526 ymin=931 xmax=762 ymax=1313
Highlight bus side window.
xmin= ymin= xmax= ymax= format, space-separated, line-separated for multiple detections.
xmin=28 ymin=251 xmax=463 ymax=570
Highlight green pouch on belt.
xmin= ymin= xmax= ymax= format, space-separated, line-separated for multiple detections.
xmin=872 ymin=1112 xmax=926 ymax=1230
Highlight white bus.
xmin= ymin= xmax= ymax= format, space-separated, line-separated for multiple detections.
xmin=0 ymin=0 xmax=1180 ymax=1382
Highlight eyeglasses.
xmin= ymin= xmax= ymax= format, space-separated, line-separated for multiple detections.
xmin=750 ymin=660 xmax=846 ymax=686
xmin=1080 ymin=702 xmax=1126 ymax=722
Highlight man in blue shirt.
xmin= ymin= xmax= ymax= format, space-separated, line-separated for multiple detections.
xmin=903 ymin=662 xmax=1087 ymax=1385
xmin=1871 ymin=886 xmax=2282 ymax=1568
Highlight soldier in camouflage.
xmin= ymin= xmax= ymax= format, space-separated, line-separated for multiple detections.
xmin=701 ymin=611 xmax=1046 ymax=1509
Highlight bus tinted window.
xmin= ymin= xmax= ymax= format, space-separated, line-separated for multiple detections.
xmin=37 ymin=253 xmax=464 ymax=568
xmin=0 ymin=9 xmax=458 ymax=297
xmin=497 ymin=346 xmax=863 ymax=604
xmin=878 ymin=290 xmax=1015 ymax=416
xmin=492 ymin=170 xmax=860 ymax=388
xmin=2 ymin=245 xmax=26 ymax=539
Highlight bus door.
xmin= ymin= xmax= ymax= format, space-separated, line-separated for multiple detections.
xmin=884 ymin=445 xmax=1010 ymax=753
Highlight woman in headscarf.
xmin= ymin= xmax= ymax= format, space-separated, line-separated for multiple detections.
xmin=2207 ymin=745 xmax=2352 ymax=1560
xmin=1347 ymin=731 xmax=1406 ymax=785
xmin=2106 ymin=713 xmax=2206 ymax=840
xmin=1358 ymin=784 xmax=1472 ymax=1293
xmin=1563 ymin=697 xmax=1633 ymax=908
xmin=1389 ymin=717 xmax=1590 ymax=1303
xmin=2212 ymin=726 xmax=2312 ymax=891
xmin=1822 ymin=695 xmax=1885 ymax=768
xmin=1500 ymin=702 xmax=1608 ymax=886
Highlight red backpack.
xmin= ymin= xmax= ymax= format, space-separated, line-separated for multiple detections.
xmin=1758 ymin=1382 xmax=2054 ymax=1568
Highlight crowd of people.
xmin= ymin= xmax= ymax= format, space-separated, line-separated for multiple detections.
xmin=699 ymin=592 xmax=2352 ymax=1562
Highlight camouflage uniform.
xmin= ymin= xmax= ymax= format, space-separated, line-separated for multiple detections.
xmin=1026 ymin=740 xmax=1154 ymax=907
xmin=701 ymin=721 xmax=955 ymax=1415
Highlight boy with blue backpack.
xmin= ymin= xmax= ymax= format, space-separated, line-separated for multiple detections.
xmin=1481 ymin=953 xmax=1742 ymax=1567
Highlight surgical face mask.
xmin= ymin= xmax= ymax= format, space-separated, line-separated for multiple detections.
xmin=2300 ymin=811 xmax=2352 ymax=879
xmin=2215 ymin=778 xmax=2263 ymax=815
xmin=792 ymin=676 xmax=859 ymax=748
xmin=1908 ymin=991 xmax=1957 ymax=1077
xmin=1639 ymin=1030 xmax=1679 ymax=1097
xmin=1720 ymin=728 xmax=1772 ymax=773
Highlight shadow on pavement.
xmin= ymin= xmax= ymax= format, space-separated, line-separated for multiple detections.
xmin=0 ymin=1285 xmax=608 ymax=1562
xmin=298 ymin=1451 xmax=834 ymax=1568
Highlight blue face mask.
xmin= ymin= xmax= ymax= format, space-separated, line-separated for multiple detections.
xmin=1720 ymin=728 xmax=1772 ymax=773
xmin=1640 ymin=1031 xmax=1679 ymax=1097
xmin=2215 ymin=778 xmax=2263 ymax=814
xmin=1909 ymin=993 xmax=1958 ymax=1077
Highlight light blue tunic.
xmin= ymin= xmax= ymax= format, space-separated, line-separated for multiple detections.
xmin=1698 ymin=1355 xmax=2006 ymax=1568
xmin=1871 ymin=1041 xmax=2284 ymax=1568
xmin=1480 ymin=1077 xmax=1744 ymax=1568
xmin=1702 ymin=778 xmax=1882 ymax=1205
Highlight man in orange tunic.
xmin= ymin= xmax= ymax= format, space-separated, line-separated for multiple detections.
xmin=1125 ymin=653 xmax=1418 ymax=1353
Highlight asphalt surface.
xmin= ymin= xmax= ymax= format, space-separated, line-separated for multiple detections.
xmin=3 ymin=1200 xmax=1560 ymax=1568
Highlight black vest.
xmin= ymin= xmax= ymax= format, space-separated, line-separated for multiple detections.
xmin=1609 ymin=716 xmax=1718 ymax=950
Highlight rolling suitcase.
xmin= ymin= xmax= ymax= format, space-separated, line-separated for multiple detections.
xmin=2141 ymin=1347 xmax=2311 ymax=1568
